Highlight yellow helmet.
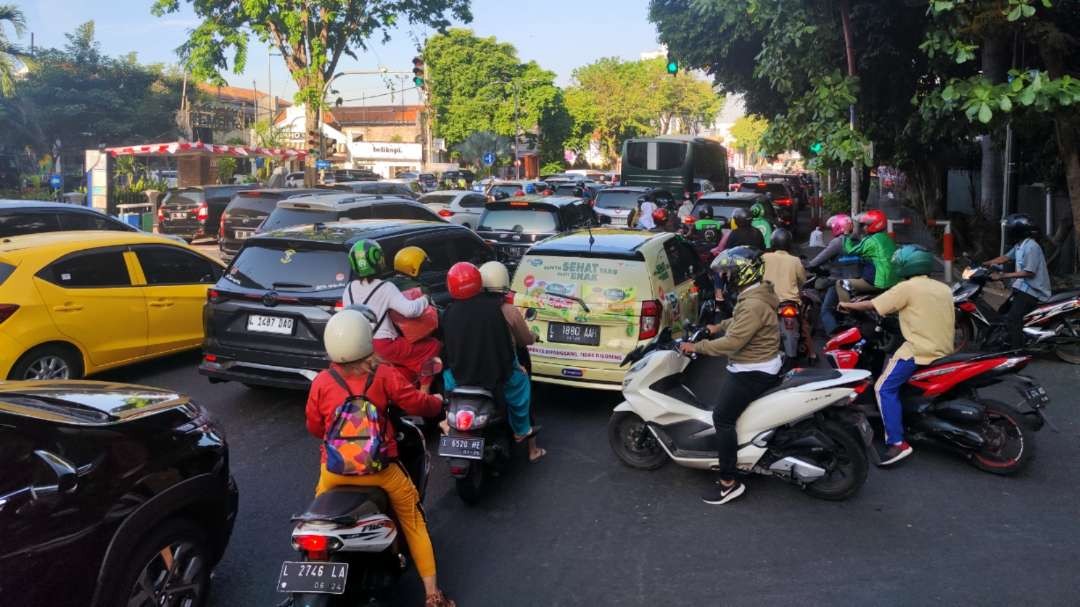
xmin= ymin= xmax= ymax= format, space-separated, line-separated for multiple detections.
xmin=393 ymin=246 xmax=429 ymax=278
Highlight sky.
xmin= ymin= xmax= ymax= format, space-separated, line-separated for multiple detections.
xmin=15 ymin=0 xmax=664 ymax=106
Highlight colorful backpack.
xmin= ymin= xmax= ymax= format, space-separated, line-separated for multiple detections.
xmin=324 ymin=368 xmax=388 ymax=476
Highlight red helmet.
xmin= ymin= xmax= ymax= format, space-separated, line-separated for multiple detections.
xmin=652 ymin=208 xmax=668 ymax=223
xmin=858 ymin=209 xmax=887 ymax=234
xmin=447 ymin=262 xmax=483 ymax=300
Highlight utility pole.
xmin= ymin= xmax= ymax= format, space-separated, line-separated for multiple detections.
xmin=839 ymin=0 xmax=860 ymax=216
xmin=513 ymin=83 xmax=522 ymax=179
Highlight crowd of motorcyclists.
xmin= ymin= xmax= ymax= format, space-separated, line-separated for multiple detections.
xmin=298 ymin=200 xmax=1054 ymax=602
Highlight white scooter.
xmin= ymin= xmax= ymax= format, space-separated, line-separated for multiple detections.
xmin=609 ymin=325 xmax=874 ymax=500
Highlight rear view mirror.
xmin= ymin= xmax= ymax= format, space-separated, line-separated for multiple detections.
xmin=524 ymin=308 xmax=537 ymax=321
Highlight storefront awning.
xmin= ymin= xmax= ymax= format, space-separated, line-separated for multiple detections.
xmin=105 ymin=141 xmax=306 ymax=160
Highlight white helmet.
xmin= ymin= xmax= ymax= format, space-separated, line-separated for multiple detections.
xmin=323 ymin=308 xmax=374 ymax=363
xmin=479 ymin=261 xmax=511 ymax=293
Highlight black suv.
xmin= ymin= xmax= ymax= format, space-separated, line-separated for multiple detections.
xmin=200 ymin=220 xmax=491 ymax=390
xmin=477 ymin=195 xmax=597 ymax=269
xmin=157 ymin=185 xmax=257 ymax=243
xmin=0 ymin=200 xmax=139 ymax=237
xmin=0 ymin=381 xmax=238 ymax=607
xmin=736 ymin=179 xmax=797 ymax=230
xmin=258 ymin=192 xmax=444 ymax=234
xmin=218 ymin=188 xmax=322 ymax=262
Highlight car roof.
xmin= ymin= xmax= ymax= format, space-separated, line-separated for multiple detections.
xmin=254 ymin=219 xmax=465 ymax=246
xmin=528 ymin=228 xmax=670 ymax=260
xmin=0 ymin=230 xmax=197 ymax=257
xmin=597 ymin=187 xmax=652 ymax=193
xmin=490 ymin=195 xmax=583 ymax=209
xmin=699 ymin=192 xmax=767 ymax=202
xmin=0 ymin=380 xmax=188 ymax=425
xmin=276 ymin=192 xmax=418 ymax=211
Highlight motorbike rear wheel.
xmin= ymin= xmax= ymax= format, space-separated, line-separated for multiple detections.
xmin=608 ymin=411 xmax=668 ymax=470
xmin=970 ymin=400 xmax=1033 ymax=475
xmin=803 ymin=421 xmax=869 ymax=501
xmin=954 ymin=312 xmax=977 ymax=352
xmin=455 ymin=461 xmax=485 ymax=505
xmin=1051 ymin=316 xmax=1080 ymax=364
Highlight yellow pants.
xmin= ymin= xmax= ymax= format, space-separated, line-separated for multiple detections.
xmin=315 ymin=463 xmax=437 ymax=578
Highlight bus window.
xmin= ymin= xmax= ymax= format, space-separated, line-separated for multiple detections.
xmin=657 ymin=143 xmax=688 ymax=170
xmin=626 ymin=141 xmax=648 ymax=169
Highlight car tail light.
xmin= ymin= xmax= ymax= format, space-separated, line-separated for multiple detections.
xmin=438 ymin=208 xmax=454 ymax=218
xmin=455 ymin=410 xmax=475 ymax=430
xmin=774 ymin=197 xmax=793 ymax=207
xmin=0 ymin=304 xmax=19 ymax=324
xmin=207 ymin=288 xmax=220 ymax=303
xmin=639 ymin=300 xmax=661 ymax=340
xmin=334 ymin=300 xmax=344 ymax=312
xmin=219 ymin=212 xmax=229 ymax=237
xmin=682 ymin=215 xmax=695 ymax=225
xmin=204 ymin=353 xmax=217 ymax=362
xmin=196 ymin=202 xmax=209 ymax=221
xmin=505 ymin=290 xmax=516 ymax=305
xmin=779 ymin=304 xmax=799 ymax=318
xmin=958 ymin=301 xmax=976 ymax=313
xmin=157 ymin=206 xmax=165 ymax=222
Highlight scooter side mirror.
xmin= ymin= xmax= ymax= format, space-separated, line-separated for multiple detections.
xmin=524 ymin=308 xmax=537 ymax=321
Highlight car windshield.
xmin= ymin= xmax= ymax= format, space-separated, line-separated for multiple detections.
xmin=260 ymin=208 xmax=339 ymax=232
xmin=163 ymin=190 xmax=205 ymax=206
xmin=420 ymin=194 xmax=455 ymax=205
xmin=223 ymin=244 xmax=350 ymax=292
xmin=594 ymin=191 xmax=641 ymax=209
xmin=480 ymin=209 xmax=558 ymax=233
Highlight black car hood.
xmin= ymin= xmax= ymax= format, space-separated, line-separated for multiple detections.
xmin=0 ymin=381 xmax=190 ymax=424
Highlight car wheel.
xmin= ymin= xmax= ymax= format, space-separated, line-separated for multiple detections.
xmin=113 ymin=518 xmax=212 ymax=607
xmin=8 ymin=344 xmax=83 ymax=380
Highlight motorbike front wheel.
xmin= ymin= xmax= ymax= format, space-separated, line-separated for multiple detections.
xmin=1051 ymin=315 xmax=1080 ymax=364
xmin=608 ymin=411 xmax=668 ymax=470
xmin=803 ymin=421 xmax=869 ymax=501
xmin=970 ymin=400 xmax=1033 ymax=475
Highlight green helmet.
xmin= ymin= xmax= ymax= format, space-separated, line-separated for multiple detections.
xmin=348 ymin=239 xmax=386 ymax=278
xmin=892 ymin=244 xmax=934 ymax=278
xmin=750 ymin=202 xmax=766 ymax=218
xmin=710 ymin=245 xmax=765 ymax=289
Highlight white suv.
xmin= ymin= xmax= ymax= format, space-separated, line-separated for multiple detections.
xmin=592 ymin=186 xmax=653 ymax=228
xmin=419 ymin=190 xmax=488 ymax=229
xmin=258 ymin=192 xmax=445 ymax=233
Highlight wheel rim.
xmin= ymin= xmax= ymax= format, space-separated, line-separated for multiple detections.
xmin=974 ymin=411 xmax=1024 ymax=468
xmin=954 ymin=317 xmax=972 ymax=351
xmin=620 ymin=418 xmax=662 ymax=463
xmin=808 ymin=439 xmax=856 ymax=492
xmin=24 ymin=355 xmax=70 ymax=380
xmin=127 ymin=541 xmax=206 ymax=607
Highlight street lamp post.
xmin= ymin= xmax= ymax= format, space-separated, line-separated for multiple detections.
xmin=494 ymin=78 xmax=547 ymax=180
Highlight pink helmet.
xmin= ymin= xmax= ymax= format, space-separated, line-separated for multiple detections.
xmin=826 ymin=213 xmax=853 ymax=237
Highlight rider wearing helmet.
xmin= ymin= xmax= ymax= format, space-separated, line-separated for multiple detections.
xmin=715 ymin=207 xmax=766 ymax=253
xmin=749 ymin=202 xmax=773 ymax=247
xmin=806 ymin=213 xmax=855 ymax=269
xmin=981 ymin=213 xmax=1051 ymax=348
xmin=342 ymin=240 xmax=441 ymax=390
xmin=680 ymin=246 xmax=781 ymax=505
xmin=442 ymin=262 xmax=544 ymax=462
xmin=840 ymin=245 xmax=954 ymax=467
xmin=392 ymin=245 xmax=429 ymax=292
xmin=820 ymin=209 xmax=898 ymax=336
xmin=762 ymin=228 xmax=806 ymax=303
xmin=305 ymin=309 xmax=455 ymax=607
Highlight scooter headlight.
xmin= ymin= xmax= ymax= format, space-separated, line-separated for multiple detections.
xmin=629 ymin=359 xmax=649 ymax=374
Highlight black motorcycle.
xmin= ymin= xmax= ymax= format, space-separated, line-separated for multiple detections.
xmin=278 ymin=409 xmax=429 ymax=606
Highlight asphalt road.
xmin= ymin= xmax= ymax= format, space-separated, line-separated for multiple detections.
xmin=97 ymin=351 xmax=1080 ymax=607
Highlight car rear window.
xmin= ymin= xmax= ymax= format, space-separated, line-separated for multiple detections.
xmin=0 ymin=261 xmax=14 ymax=285
xmin=480 ymin=209 xmax=558 ymax=233
xmin=420 ymin=194 xmax=455 ymax=206
xmin=162 ymin=190 xmax=205 ymax=207
xmin=693 ymin=201 xmax=750 ymax=221
xmin=224 ymin=244 xmax=350 ymax=292
xmin=515 ymin=254 xmax=652 ymax=307
xmin=594 ymin=191 xmax=641 ymax=210
xmin=260 ymin=208 xmax=341 ymax=232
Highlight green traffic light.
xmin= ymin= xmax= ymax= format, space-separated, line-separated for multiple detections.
xmin=413 ymin=77 xmax=424 ymax=87
xmin=666 ymin=60 xmax=678 ymax=75
xmin=810 ymin=142 xmax=823 ymax=154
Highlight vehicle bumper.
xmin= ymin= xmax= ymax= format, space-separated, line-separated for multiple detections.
xmin=159 ymin=220 xmax=208 ymax=239
xmin=199 ymin=344 xmax=326 ymax=390
xmin=531 ymin=359 xmax=625 ymax=391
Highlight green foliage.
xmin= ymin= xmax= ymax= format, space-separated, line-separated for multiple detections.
xmin=453 ymin=131 xmax=510 ymax=170
xmin=0 ymin=4 xmax=27 ymax=96
xmin=541 ymin=161 xmax=565 ymax=175
xmin=729 ymin=114 xmax=768 ymax=160
xmin=424 ymin=29 xmax=569 ymax=164
xmin=216 ymin=157 xmax=237 ymax=184
xmin=822 ymin=190 xmax=850 ymax=214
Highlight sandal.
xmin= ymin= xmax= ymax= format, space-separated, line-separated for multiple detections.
xmin=514 ymin=425 xmax=542 ymax=443
xmin=424 ymin=591 xmax=456 ymax=607
xmin=529 ymin=447 xmax=548 ymax=464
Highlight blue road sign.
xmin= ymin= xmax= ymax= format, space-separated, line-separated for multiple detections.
xmin=49 ymin=174 xmax=62 ymax=190
xmin=316 ymin=159 xmax=331 ymax=170
xmin=482 ymin=152 xmax=496 ymax=167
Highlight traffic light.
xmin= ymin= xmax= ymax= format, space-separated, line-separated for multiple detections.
xmin=809 ymin=141 xmax=824 ymax=155
xmin=666 ymin=54 xmax=678 ymax=76
xmin=412 ymin=56 xmax=425 ymax=88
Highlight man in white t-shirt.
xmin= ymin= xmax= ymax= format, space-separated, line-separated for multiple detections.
xmin=637 ymin=198 xmax=657 ymax=230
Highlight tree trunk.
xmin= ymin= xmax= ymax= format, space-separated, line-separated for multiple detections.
xmin=304 ymin=100 xmax=320 ymax=188
xmin=1040 ymin=42 xmax=1080 ymax=272
xmin=979 ymin=34 xmax=1008 ymax=218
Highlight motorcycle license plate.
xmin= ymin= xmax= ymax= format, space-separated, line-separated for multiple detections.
xmin=437 ymin=435 xmax=484 ymax=460
xmin=1024 ymin=385 xmax=1049 ymax=405
xmin=277 ymin=561 xmax=348 ymax=595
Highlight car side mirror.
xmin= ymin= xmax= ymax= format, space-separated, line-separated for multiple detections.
xmin=31 ymin=450 xmax=78 ymax=499
xmin=524 ymin=308 xmax=537 ymax=321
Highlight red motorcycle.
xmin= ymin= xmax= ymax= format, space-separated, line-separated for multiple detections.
xmin=823 ymin=314 xmax=1052 ymax=475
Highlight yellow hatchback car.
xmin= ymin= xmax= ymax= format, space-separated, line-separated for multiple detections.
xmin=0 ymin=231 xmax=224 ymax=379
xmin=511 ymin=229 xmax=708 ymax=390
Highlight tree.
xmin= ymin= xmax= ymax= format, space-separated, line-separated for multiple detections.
xmin=0 ymin=4 xmax=27 ymax=96
xmin=424 ymin=29 xmax=569 ymax=166
xmin=154 ymin=0 xmax=472 ymax=186
xmin=453 ymin=130 xmax=511 ymax=172
xmin=647 ymin=59 xmax=723 ymax=136
xmin=729 ymin=115 xmax=769 ymax=165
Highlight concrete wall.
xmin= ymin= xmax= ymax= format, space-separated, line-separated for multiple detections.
xmin=341 ymin=125 xmax=422 ymax=143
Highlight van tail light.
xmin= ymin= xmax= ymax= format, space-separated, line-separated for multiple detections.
xmin=773 ymin=197 xmax=793 ymax=207
xmin=779 ymin=303 xmax=799 ymax=318
xmin=639 ymin=300 xmax=661 ymax=340
xmin=438 ymin=208 xmax=454 ymax=218
xmin=196 ymin=202 xmax=209 ymax=221
xmin=0 ymin=304 xmax=19 ymax=324
xmin=207 ymin=288 xmax=220 ymax=303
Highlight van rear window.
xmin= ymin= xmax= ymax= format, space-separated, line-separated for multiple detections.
xmin=514 ymin=255 xmax=652 ymax=306
xmin=224 ymin=244 xmax=350 ymax=292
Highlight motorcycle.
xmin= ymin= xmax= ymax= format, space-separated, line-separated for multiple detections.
xmin=609 ymin=325 xmax=874 ymax=501
xmin=951 ymin=264 xmax=1080 ymax=363
xmin=823 ymin=312 xmax=1052 ymax=475
xmin=279 ymin=409 xmax=429 ymax=606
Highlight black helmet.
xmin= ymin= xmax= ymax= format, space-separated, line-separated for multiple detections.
xmin=770 ymin=227 xmax=794 ymax=253
xmin=698 ymin=206 xmax=713 ymax=220
xmin=1003 ymin=213 xmax=1038 ymax=244
xmin=730 ymin=207 xmax=751 ymax=229
xmin=711 ymin=246 xmax=765 ymax=289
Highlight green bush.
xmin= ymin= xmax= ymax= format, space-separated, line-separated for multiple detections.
xmin=541 ymin=161 xmax=565 ymax=176
xmin=0 ymin=187 xmax=54 ymax=200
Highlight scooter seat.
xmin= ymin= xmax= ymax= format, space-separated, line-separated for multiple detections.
xmin=294 ymin=486 xmax=390 ymax=524
xmin=1044 ymin=290 xmax=1080 ymax=304
xmin=929 ymin=352 xmax=984 ymax=365
xmin=759 ymin=368 xmax=841 ymax=398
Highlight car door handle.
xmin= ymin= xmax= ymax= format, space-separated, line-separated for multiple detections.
xmin=148 ymin=300 xmax=174 ymax=308
xmin=52 ymin=303 xmax=83 ymax=312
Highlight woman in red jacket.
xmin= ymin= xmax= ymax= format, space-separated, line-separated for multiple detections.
xmin=305 ymin=308 xmax=454 ymax=607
